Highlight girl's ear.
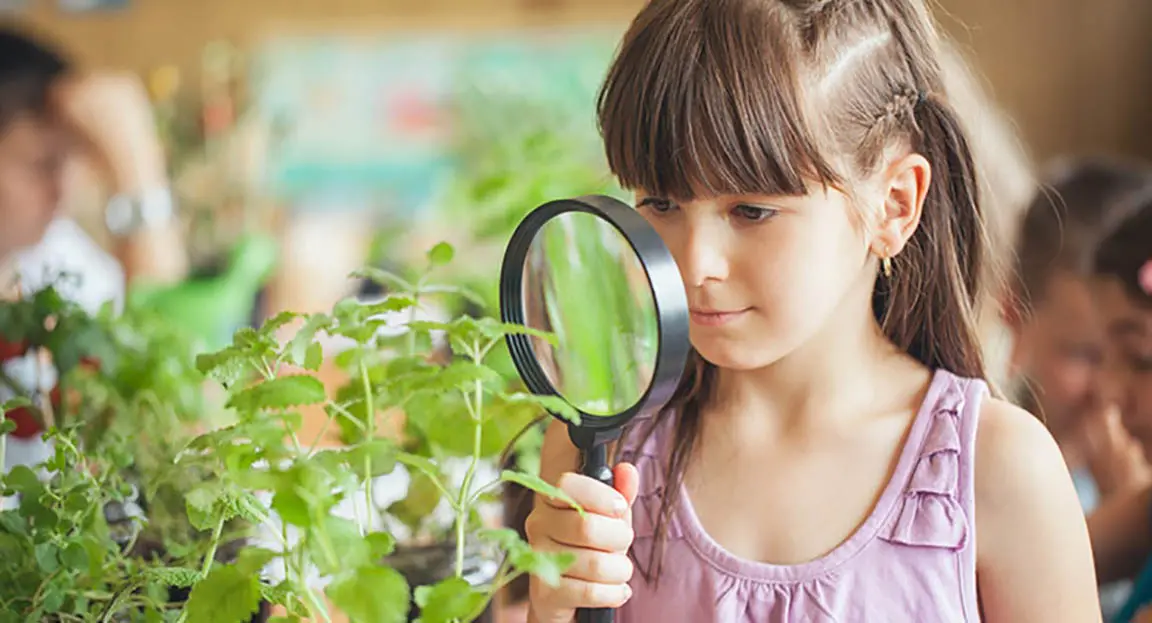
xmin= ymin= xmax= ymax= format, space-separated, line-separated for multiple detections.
xmin=870 ymin=152 xmax=931 ymax=260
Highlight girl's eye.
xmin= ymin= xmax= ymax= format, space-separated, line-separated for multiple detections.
xmin=638 ymin=197 xmax=675 ymax=214
xmin=1131 ymin=355 xmax=1152 ymax=373
xmin=733 ymin=204 xmax=778 ymax=222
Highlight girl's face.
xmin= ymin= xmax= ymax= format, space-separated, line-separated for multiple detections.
xmin=1094 ymin=279 xmax=1152 ymax=456
xmin=1011 ymin=273 xmax=1106 ymax=433
xmin=635 ymin=186 xmax=875 ymax=371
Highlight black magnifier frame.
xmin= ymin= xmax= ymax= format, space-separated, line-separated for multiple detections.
xmin=500 ymin=194 xmax=690 ymax=448
xmin=499 ymin=195 xmax=689 ymax=623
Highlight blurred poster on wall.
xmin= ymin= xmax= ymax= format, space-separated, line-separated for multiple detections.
xmin=58 ymin=0 xmax=129 ymax=12
xmin=249 ymin=27 xmax=618 ymax=219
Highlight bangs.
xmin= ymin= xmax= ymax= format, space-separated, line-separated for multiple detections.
xmin=596 ymin=0 xmax=841 ymax=201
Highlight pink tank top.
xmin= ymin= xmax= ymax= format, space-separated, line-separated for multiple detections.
xmin=616 ymin=368 xmax=985 ymax=622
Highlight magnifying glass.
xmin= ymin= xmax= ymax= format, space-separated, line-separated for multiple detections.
xmin=499 ymin=195 xmax=690 ymax=623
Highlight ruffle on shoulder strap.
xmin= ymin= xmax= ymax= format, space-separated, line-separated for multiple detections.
xmin=879 ymin=377 xmax=971 ymax=550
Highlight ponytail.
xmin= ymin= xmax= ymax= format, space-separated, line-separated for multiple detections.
xmin=874 ymin=92 xmax=987 ymax=380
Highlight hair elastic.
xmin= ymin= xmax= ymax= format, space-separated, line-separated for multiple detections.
xmin=1139 ymin=258 xmax=1152 ymax=296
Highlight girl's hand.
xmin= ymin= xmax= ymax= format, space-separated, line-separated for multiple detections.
xmin=526 ymin=463 xmax=640 ymax=623
xmin=1084 ymin=402 xmax=1151 ymax=498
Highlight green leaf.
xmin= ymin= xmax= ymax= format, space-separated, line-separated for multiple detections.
xmin=3 ymin=465 xmax=40 ymax=495
xmin=226 ymin=375 xmax=326 ymax=412
xmin=184 ymin=564 xmax=261 ymax=623
xmin=314 ymin=438 xmax=398 ymax=479
xmin=259 ymin=311 xmax=301 ymax=337
xmin=427 ymin=241 xmax=455 ymax=267
xmin=271 ymin=489 xmax=311 ymax=528
xmin=34 ymin=541 xmax=59 ymax=573
xmin=261 ymin=581 xmax=309 ymax=617
xmin=413 ymin=577 xmax=487 ymax=623
xmin=387 ymin=471 xmax=443 ymax=532
xmin=326 ymin=566 xmax=410 ymax=623
xmin=476 ymin=527 xmax=521 ymax=551
xmin=195 ymin=347 xmax=254 ymax=387
xmin=60 ymin=541 xmax=89 ymax=571
xmin=304 ymin=342 xmax=324 ymax=371
xmin=236 ymin=547 xmax=277 ymax=576
xmin=0 ymin=419 xmax=16 ymax=436
xmin=305 ymin=516 xmax=370 ymax=576
xmin=363 ymin=295 xmax=417 ymax=316
xmin=396 ymin=452 xmax=445 ymax=485
xmin=365 ymin=532 xmax=396 ymax=559
xmin=508 ymin=549 xmax=575 ymax=588
xmin=287 ymin=314 xmax=332 ymax=367
xmin=1 ymin=396 xmax=31 ymax=412
xmin=501 ymin=393 xmax=581 ymax=425
xmin=500 ymin=471 xmax=584 ymax=516
xmin=351 ymin=267 xmax=414 ymax=292
xmin=144 ymin=567 xmax=202 ymax=588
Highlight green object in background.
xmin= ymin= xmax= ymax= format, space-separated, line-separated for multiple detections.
xmin=127 ymin=233 xmax=280 ymax=350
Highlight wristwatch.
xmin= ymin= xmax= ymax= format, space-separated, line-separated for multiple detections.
xmin=103 ymin=187 xmax=177 ymax=238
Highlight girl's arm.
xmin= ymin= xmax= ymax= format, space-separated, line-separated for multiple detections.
xmin=974 ymin=398 xmax=1102 ymax=622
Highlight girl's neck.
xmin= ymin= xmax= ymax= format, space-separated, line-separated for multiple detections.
xmin=708 ymin=297 xmax=929 ymax=434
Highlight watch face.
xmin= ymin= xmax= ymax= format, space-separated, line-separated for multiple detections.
xmin=104 ymin=196 xmax=136 ymax=234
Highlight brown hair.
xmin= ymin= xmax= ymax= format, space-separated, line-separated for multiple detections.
xmin=1014 ymin=156 xmax=1152 ymax=311
xmin=1094 ymin=188 xmax=1152 ymax=308
xmin=0 ymin=25 xmax=70 ymax=131
xmin=598 ymin=0 xmax=989 ymax=582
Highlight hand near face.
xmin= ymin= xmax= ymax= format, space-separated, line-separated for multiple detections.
xmin=1084 ymin=401 xmax=1150 ymax=498
xmin=51 ymin=71 xmax=166 ymax=193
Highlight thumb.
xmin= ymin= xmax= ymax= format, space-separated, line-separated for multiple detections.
xmin=613 ymin=462 xmax=641 ymax=508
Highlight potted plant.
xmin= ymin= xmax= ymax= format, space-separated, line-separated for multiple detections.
xmin=170 ymin=241 xmax=580 ymax=622
xmin=0 ymin=284 xmax=269 ymax=621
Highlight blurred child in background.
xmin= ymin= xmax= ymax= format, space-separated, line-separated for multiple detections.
xmin=1008 ymin=157 xmax=1152 ymax=515
xmin=1082 ymin=189 xmax=1152 ymax=622
xmin=0 ymin=24 xmax=185 ymax=470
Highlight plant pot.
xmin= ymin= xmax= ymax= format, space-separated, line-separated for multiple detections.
xmin=386 ymin=540 xmax=498 ymax=623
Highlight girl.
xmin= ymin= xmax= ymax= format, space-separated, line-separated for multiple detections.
xmin=524 ymin=1 xmax=1100 ymax=621
xmin=1009 ymin=158 xmax=1152 ymax=514
xmin=1087 ymin=192 xmax=1152 ymax=622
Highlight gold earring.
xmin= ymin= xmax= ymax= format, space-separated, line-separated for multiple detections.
xmin=880 ymin=248 xmax=893 ymax=278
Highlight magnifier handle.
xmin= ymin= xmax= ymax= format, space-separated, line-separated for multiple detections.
xmin=577 ymin=445 xmax=616 ymax=623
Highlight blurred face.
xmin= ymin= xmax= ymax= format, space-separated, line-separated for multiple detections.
xmin=1012 ymin=273 xmax=1106 ymax=433
xmin=635 ymin=186 xmax=872 ymax=370
xmin=0 ymin=114 xmax=67 ymax=259
xmin=1094 ymin=279 xmax=1152 ymax=456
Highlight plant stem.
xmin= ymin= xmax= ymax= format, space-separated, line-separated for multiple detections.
xmin=172 ymin=517 xmax=227 ymax=623
xmin=360 ymin=361 xmax=375 ymax=533
xmin=455 ymin=343 xmax=485 ymax=578
xmin=201 ymin=516 xmax=227 ymax=577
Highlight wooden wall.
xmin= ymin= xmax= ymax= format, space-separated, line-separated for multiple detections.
xmin=10 ymin=0 xmax=1152 ymax=162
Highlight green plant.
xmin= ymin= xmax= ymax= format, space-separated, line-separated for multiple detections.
xmin=178 ymin=242 xmax=583 ymax=622
xmin=0 ymin=283 xmax=241 ymax=621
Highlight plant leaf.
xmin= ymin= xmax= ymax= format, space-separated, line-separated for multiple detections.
xmin=184 ymin=564 xmax=261 ymax=623
xmin=326 ymin=566 xmax=410 ymax=623
xmin=351 ymin=267 xmax=414 ymax=292
xmin=303 ymin=342 xmax=324 ymax=372
xmin=500 ymin=393 xmax=581 ymax=425
xmin=226 ymin=375 xmax=326 ymax=412
xmin=145 ymin=567 xmax=202 ymax=588
xmin=500 ymin=470 xmax=584 ymax=516
xmin=427 ymin=242 xmax=455 ymax=267
xmin=287 ymin=313 xmax=332 ymax=368
xmin=414 ymin=577 xmax=488 ymax=623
